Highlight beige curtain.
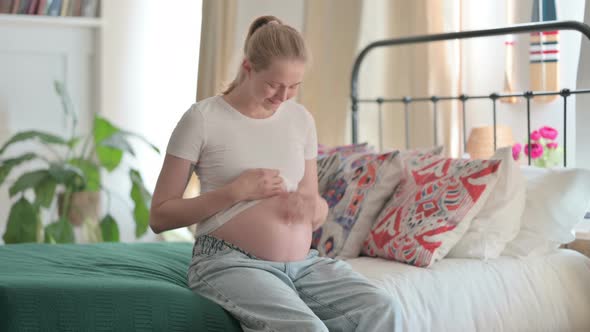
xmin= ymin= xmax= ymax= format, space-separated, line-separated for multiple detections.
xmin=195 ymin=0 xmax=237 ymax=101
xmin=299 ymin=0 xmax=363 ymax=147
xmin=428 ymin=1 xmax=462 ymax=157
xmin=186 ymin=0 xmax=240 ymax=213
xmin=356 ymin=0 xmax=463 ymax=157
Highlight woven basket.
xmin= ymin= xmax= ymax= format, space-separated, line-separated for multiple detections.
xmin=466 ymin=125 xmax=514 ymax=159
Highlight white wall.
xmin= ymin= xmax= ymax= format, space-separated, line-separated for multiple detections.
xmin=462 ymin=0 xmax=586 ymax=167
xmin=100 ymin=0 xmax=202 ymax=242
xmin=576 ymin=4 xmax=590 ymax=169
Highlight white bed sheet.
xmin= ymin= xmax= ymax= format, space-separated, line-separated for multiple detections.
xmin=347 ymin=249 xmax=590 ymax=332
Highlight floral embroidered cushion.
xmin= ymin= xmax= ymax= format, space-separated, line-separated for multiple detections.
xmin=317 ymin=153 xmax=341 ymax=194
xmin=362 ymin=151 xmax=502 ymax=267
xmin=312 ymin=150 xmax=402 ymax=258
xmin=318 ymin=142 xmax=373 ymax=159
xmin=317 ymin=143 xmax=375 ymax=195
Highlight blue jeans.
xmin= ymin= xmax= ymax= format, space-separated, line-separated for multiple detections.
xmin=188 ymin=235 xmax=401 ymax=331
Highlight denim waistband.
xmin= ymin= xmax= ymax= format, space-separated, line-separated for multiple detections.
xmin=193 ymin=235 xmax=258 ymax=259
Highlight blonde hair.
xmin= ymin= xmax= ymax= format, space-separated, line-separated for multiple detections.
xmin=222 ymin=16 xmax=309 ymax=95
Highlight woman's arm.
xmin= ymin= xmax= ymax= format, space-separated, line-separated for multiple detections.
xmin=295 ymin=158 xmax=329 ymax=230
xmin=149 ymin=154 xmax=238 ymax=234
xmin=311 ymin=194 xmax=329 ymax=231
xmin=149 ymin=154 xmax=285 ymax=234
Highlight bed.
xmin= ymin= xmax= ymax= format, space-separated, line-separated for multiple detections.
xmin=2 ymin=20 xmax=590 ymax=332
xmin=339 ymin=19 xmax=590 ymax=332
xmin=348 ymin=251 xmax=590 ymax=331
xmin=2 ymin=244 xmax=589 ymax=331
xmin=0 ymin=242 xmax=241 ymax=331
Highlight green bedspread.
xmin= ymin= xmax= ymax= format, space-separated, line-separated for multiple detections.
xmin=0 ymin=242 xmax=242 ymax=332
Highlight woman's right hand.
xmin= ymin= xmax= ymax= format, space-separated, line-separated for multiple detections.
xmin=228 ymin=168 xmax=286 ymax=202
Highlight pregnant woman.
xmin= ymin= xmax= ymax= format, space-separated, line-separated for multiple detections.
xmin=149 ymin=15 xmax=400 ymax=331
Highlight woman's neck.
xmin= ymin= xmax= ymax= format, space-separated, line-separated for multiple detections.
xmin=223 ymin=85 xmax=275 ymax=119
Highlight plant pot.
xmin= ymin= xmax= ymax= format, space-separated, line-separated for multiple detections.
xmin=58 ymin=191 xmax=100 ymax=226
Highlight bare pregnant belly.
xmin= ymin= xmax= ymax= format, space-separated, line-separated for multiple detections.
xmin=210 ymin=195 xmax=313 ymax=262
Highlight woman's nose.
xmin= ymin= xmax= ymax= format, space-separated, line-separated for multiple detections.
xmin=276 ymin=87 xmax=288 ymax=101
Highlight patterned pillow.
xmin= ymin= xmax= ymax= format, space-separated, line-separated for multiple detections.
xmin=317 ymin=153 xmax=341 ymax=194
xmin=317 ymin=142 xmax=373 ymax=159
xmin=312 ymin=150 xmax=402 ymax=258
xmin=362 ymin=151 xmax=502 ymax=267
xmin=317 ymin=143 xmax=375 ymax=196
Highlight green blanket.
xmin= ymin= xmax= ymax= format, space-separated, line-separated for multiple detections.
xmin=0 ymin=242 xmax=242 ymax=332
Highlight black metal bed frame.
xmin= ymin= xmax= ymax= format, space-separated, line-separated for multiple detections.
xmin=350 ymin=20 xmax=590 ymax=167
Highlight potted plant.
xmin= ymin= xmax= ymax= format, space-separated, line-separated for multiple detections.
xmin=512 ymin=125 xmax=563 ymax=168
xmin=0 ymin=81 xmax=159 ymax=244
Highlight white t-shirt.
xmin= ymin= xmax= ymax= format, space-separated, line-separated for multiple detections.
xmin=166 ymin=95 xmax=318 ymax=236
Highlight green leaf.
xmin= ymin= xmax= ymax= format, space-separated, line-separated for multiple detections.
xmin=54 ymin=80 xmax=65 ymax=96
xmin=54 ymin=81 xmax=76 ymax=125
xmin=9 ymin=170 xmax=50 ymax=197
xmin=44 ymin=217 xmax=75 ymax=244
xmin=121 ymin=130 xmax=161 ymax=154
xmin=46 ymin=234 xmax=57 ymax=244
xmin=94 ymin=115 xmax=120 ymax=143
xmin=0 ymin=153 xmax=37 ymax=186
xmin=94 ymin=115 xmax=124 ymax=171
xmin=34 ymin=177 xmax=57 ymax=208
xmin=100 ymin=214 xmax=120 ymax=242
xmin=0 ymin=131 xmax=68 ymax=155
xmin=3 ymin=198 xmax=41 ymax=244
xmin=100 ymin=132 xmax=135 ymax=156
xmin=48 ymin=163 xmax=86 ymax=190
xmin=129 ymin=169 xmax=151 ymax=237
xmin=67 ymin=136 xmax=83 ymax=149
xmin=68 ymin=158 xmax=100 ymax=192
xmin=83 ymin=217 xmax=103 ymax=243
xmin=96 ymin=145 xmax=123 ymax=172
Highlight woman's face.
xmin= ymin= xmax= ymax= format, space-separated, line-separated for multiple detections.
xmin=245 ymin=58 xmax=305 ymax=111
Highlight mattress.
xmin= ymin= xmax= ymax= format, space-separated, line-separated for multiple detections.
xmin=347 ymin=249 xmax=590 ymax=332
xmin=0 ymin=242 xmax=241 ymax=332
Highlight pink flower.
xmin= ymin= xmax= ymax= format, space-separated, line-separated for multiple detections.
xmin=547 ymin=142 xmax=558 ymax=149
xmin=539 ymin=126 xmax=558 ymax=140
xmin=512 ymin=143 xmax=522 ymax=161
xmin=530 ymin=130 xmax=541 ymax=141
xmin=524 ymin=143 xmax=544 ymax=159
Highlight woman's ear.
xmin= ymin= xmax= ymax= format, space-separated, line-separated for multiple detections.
xmin=242 ymin=59 xmax=252 ymax=77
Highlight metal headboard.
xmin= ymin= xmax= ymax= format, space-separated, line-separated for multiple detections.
xmin=350 ymin=20 xmax=590 ymax=167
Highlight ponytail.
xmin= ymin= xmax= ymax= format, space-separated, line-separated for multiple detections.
xmin=222 ymin=15 xmax=308 ymax=95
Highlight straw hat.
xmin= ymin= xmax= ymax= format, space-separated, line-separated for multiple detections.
xmin=466 ymin=125 xmax=514 ymax=159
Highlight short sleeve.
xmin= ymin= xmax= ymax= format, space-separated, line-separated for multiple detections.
xmin=166 ymin=104 xmax=205 ymax=163
xmin=304 ymin=110 xmax=318 ymax=160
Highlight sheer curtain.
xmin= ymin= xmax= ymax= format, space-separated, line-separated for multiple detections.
xmin=196 ymin=0 xmax=237 ymax=102
xmin=299 ymin=0 xmax=363 ymax=147
xmin=355 ymin=0 xmax=462 ymax=157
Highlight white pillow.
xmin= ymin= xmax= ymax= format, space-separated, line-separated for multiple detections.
xmin=502 ymin=166 xmax=590 ymax=257
xmin=448 ymin=147 xmax=526 ymax=259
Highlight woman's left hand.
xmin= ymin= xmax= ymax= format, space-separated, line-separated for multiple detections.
xmin=280 ymin=192 xmax=316 ymax=224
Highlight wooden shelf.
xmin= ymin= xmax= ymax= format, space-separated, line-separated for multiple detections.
xmin=0 ymin=13 xmax=102 ymax=28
